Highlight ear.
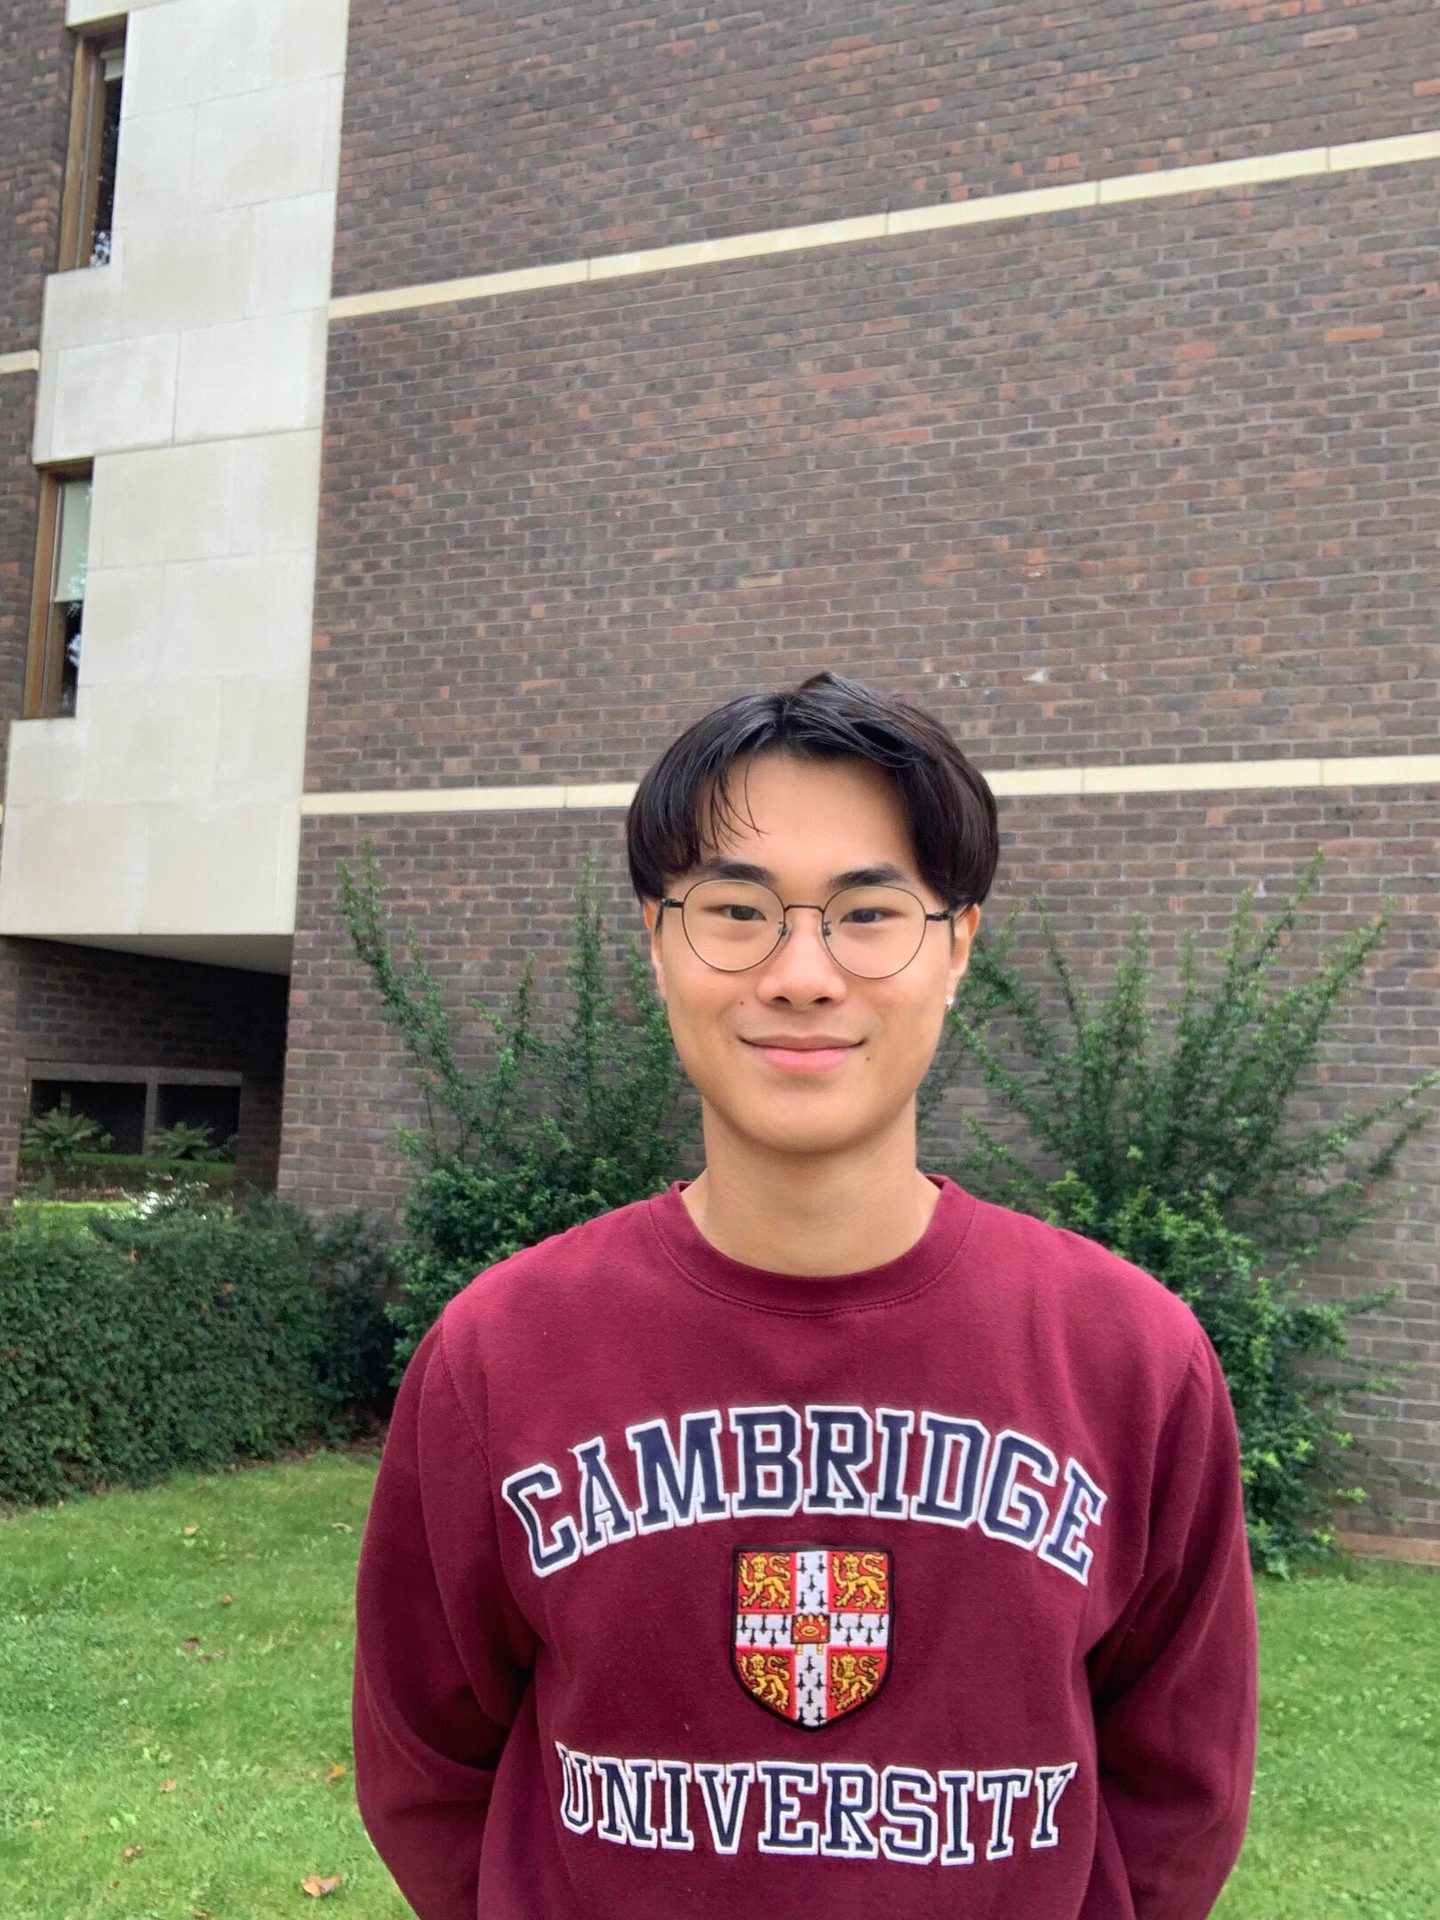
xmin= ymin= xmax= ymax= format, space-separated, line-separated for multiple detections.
xmin=946 ymin=904 xmax=982 ymax=1004
xmin=642 ymin=898 xmax=668 ymax=1004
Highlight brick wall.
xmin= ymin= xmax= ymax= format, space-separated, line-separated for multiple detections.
xmin=0 ymin=0 xmax=67 ymax=785
xmin=297 ymin=4 xmax=1440 ymax=1534
xmin=0 ymin=937 xmax=290 ymax=1201
xmin=0 ymin=3 xmax=67 ymax=1199
xmin=310 ymin=168 xmax=1440 ymax=793
xmin=282 ymin=792 xmax=1439 ymax=1534
xmin=333 ymin=0 xmax=1440 ymax=295
xmin=0 ymin=941 xmax=24 ymax=1212
xmin=0 ymin=0 xmax=67 ymax=357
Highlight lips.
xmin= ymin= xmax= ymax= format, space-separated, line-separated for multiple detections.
xmin=742 ymin=1037 xmax=862 ymax=1073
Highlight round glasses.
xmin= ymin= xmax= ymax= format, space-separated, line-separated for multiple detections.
xmin=659 ymin=879 xmax=956 ymax=980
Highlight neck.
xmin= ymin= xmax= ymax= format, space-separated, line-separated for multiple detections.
xmin=681 ymin=1106 xmax=939 ymax=1277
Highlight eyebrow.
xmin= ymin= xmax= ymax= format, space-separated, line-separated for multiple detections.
xmin=692 ymin=856 xmax=916 ymax=891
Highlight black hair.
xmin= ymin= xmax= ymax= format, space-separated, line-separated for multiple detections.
xmin=625 ymin=670 xmax=999 ymax=911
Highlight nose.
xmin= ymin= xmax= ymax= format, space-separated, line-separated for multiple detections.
xmin=755 ymin=904 xmax=847 ymax=999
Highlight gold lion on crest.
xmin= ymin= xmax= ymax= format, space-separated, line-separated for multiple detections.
xmin=737 ymin=1650 xmax=792 ymax=1714
xmin=738 ymin=1551 xmax=793 ymax=1611
xmin=832 ymin=1551 xmax=889 ymax=1611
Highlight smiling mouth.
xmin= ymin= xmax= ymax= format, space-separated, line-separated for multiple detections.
xmin=742 ymin=1039 xmax=862 ymax=1072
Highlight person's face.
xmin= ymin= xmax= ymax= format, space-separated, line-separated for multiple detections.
xmin=642 ymin=752 xmax=982 ymax=1161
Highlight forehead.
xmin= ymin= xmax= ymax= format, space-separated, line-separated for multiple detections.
xmin=691 ymin=752 xmax=920 ymax=885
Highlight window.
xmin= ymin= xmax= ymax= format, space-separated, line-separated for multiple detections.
xmin=57 ymin=34 xmax=125 ymax=273
xmin=29 ymin=1077 xmax=147 ymax=1154
xmin=26 ymin=1068 xmax=244 ymax=1159
xmin=25 ymin=466 xmax=92 ymax=719
xmin=154 ymin=1081 xmax=242 ymax=1153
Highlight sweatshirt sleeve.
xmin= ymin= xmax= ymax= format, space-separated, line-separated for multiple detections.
xmin=353 ymin=1314 xmax=534 ymax=1920
xmin=1081 ymin=1325 xmax=1259 ymax=1920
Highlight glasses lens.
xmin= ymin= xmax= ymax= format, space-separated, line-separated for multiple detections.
xmin=682 ymin=879 xmax=784 ymax=969
xmin=824 ymin=887 xmax=927 ymax=978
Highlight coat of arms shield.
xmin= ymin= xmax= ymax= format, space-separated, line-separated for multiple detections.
xmin=732 ymin=1546 xmax=892 ymax=1729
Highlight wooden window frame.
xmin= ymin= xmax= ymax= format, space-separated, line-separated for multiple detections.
xmin=25 ymin=462 xmax=93 ymax=720
xmin=56 ymin=31 xmax=125 ymax=274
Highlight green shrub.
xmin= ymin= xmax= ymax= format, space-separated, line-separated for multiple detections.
xmin=20 ymin=1096 xmax=113 ymax=1165
xmin=16 ymin=1150 xmax=235 ymax=1200
xmin=937 ymin=847 xmax=1438 ymax=1572
xmin=1022 ymin=1174 xmax=1390 ymax=1577
xmin=338 ymin=846 xmax=690 ymax=1367
xmin=145 ymin=1119 xmax=218 ymax=1161
xmin=0 ymin=1195 xmax=400 ymax=1507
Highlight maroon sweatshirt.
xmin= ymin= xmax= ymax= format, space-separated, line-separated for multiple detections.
xmin=353 ymin=1173 xmax=1257 ymax=1919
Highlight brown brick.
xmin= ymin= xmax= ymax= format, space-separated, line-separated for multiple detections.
xmin=283 ymin=794 xmax=1439 ymax=1536
xmin=333 ymin=0 xmax=1440 ymax=297
xmin=0 ymin=938 xmax=289 ymax=1206
xmin=0 ymin=0 xmax=68 ymax=357
xmin=309 ymin=170 xmax=1440 ymax=793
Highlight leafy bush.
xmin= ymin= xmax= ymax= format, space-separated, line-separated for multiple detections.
xmin=0 ymin=1195 xmax=400 ymax=1507
xmin=20 ymin=1096 xmax=113 ymax=1165
xmin=16 ymin=1150 xmax=235 ymax=1201
xmin=338 ymin=845 xmax=690 ymax=1367
xmin=1024 ymin=1174 xmax=1390 ymax=1576
xmin=938 ymin=847 xmax=1438 ymax=1572
xmin=145 ymin=1120 xmax=218 ymax=1161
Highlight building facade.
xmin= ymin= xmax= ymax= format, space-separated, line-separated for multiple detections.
xmin=1 ymin=0 xmax=1437 ymax=1545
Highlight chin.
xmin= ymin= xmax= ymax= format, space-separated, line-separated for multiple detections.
xmin=727 ymin=1099 xmax=885 ymax=1160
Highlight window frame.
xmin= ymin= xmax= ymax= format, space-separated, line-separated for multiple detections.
xmin=26 ymin=1064 xmax=245 ymax=1159
xmin=24 ymin=462 xmax=94 ymax=721
xmin=56 ymin=30 xmax=125 ymax=275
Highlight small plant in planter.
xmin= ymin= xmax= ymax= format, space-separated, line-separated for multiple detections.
xmin=20 ymin=1097 xmax=114 ymax=1167
xmin=145 ymin=1120 xmax=217 ymax=1162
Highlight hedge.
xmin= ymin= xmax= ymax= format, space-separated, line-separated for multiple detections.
xmin=17 ymin=1151 xmax=236 ymax=1199
xmin=0 ymin=1197 xmax=399 ymax=1506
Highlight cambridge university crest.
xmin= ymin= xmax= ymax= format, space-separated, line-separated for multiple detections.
xmin=732 ymin=1548 xmax=892 ymax=1729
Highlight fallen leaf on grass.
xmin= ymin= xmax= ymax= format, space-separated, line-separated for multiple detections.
xmin=301 ymin=1873 xmax=342 ymax=1897
xmin=329 ymin=1521 xmax=353 ymax=1532
xmin=29 ymin=1818 xmax=44 ymax=1830
xmin=182 ymin=1525 xmax=199 ymax=1537
xmin=159 ymin=1780 xmax=176 ymax=1794
xmin=324 ymin=1763 xmax=347 ymax=1783
xmin=122 ymin=1844 xmax=145 ymax=1861
xmin=181 ymin=1638 xmax=201 ymax=1653
xmin=218 ymin=1594 xmax=232 ymax=1606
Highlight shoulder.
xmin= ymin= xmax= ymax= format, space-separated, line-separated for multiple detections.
xmin=966 ymin=1188 xmax=1207 ymax=1378
xmin=436 ymin=1191 xmax=661 ymax=1342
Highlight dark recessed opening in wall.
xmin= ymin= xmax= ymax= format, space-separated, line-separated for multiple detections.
xmin=24 ymin=1067 xmax=246 ymax=1160
xmin=155 ymin=1082 xmax=241 ymax=1151
xmin=30 ymin=1077 xmax=146 ymax=1154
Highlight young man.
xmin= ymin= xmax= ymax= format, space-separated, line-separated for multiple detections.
xmin=353 ymin=671 xmax=1258 ymax=1919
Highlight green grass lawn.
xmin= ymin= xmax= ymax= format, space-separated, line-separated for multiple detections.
xmin=1 ymin=1453 xmax=1436 ymax=1919
xmin=0 ymin=1452 xmax=410 ymax=1920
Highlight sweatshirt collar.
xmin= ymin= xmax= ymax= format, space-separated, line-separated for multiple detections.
xmin=644 ymin=1172 xmax=978 ymax=1315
